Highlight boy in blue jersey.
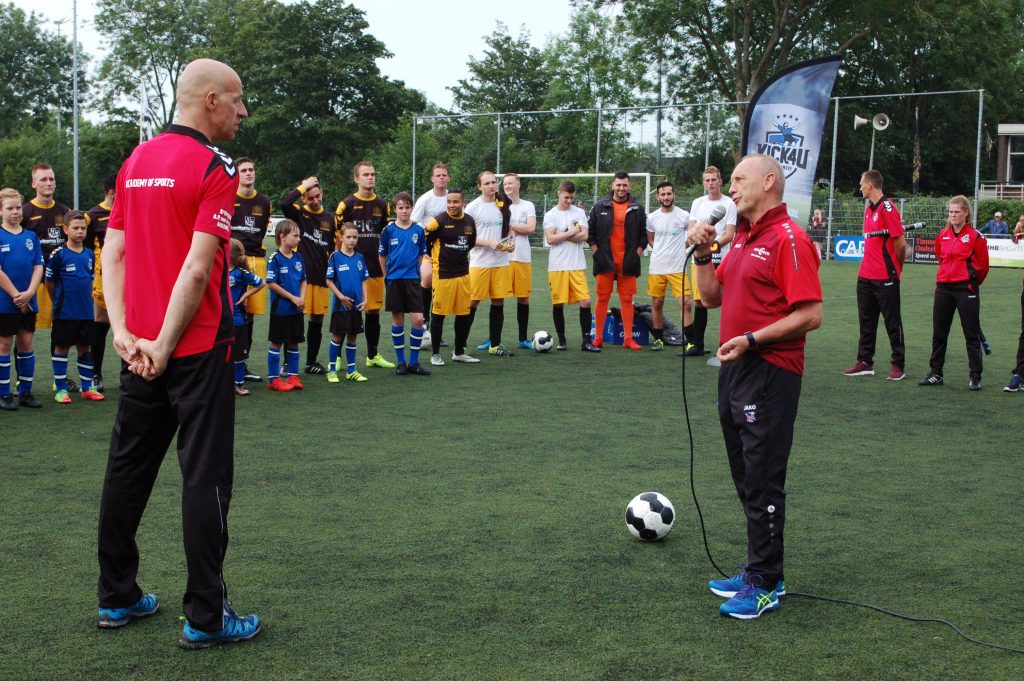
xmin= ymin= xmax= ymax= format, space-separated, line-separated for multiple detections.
xmin=0 ymin=188 xmax=44 ymax=410
xmin=265 ymin=219 xmax=307 ymax=392
xmin=379 ymin=191 xmax=429 ymax=376
xmin=45 ymin=210 xmax=103 ymax=403
xmin=325 ymin=222 xmax=369 ymax=383
xmin=228 ymin=238 xmax=265 ymax=396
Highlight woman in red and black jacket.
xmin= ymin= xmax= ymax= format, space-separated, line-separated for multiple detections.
xmin=919 ymin=195 xmax=990 ymax=390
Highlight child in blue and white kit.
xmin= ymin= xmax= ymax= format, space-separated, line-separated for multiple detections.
xmin=228 ymin=238 xmax=265 ymax=396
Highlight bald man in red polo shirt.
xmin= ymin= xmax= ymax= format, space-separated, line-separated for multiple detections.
xmin=689 ymin=154 xmax=822 ymax=620
xmin=97 ymin=58 xmax=262 ymax=648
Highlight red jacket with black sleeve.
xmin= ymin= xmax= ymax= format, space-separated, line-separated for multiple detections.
xmin=934 ymin=224 xmax=989 ymax=289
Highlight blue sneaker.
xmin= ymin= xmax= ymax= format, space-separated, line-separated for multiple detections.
xmin=476 ymin=340 xmax=492 ymax=351
xmin=179 ymin=602 xmax=262 ymax=649
xmin=719 ymin=582 xmax=780 ymax=620
xmin=517 ymin=340 xmax=533 ymax=350
xmin=97 ymin=593 xmax=159 ymax=628
xmin=709 ymin=569 xmax=785 ymax=599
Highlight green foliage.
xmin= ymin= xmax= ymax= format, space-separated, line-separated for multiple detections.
xmin=978 ymin=200 xmax=1024 ymax=226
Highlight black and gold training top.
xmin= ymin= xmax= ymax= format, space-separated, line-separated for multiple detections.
xmin=424 ymin=210 xmax=476 ymax=280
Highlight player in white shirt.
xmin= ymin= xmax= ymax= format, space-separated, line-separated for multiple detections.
xmin=544 ymin=181 xmax=600 ymax=353
xmin=646 ymin=182 xmax=690 ymax=351
xmin=466 ymin=170 xmax=515 ymax=356
xmin=685 ymin=165 xmax=736 ymax=357
xmin=503 ymin=172 xmax=537 ymax=349
xmin=411 ymin=163 xmax=450 ymax=344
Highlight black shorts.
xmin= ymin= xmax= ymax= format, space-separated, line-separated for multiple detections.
xmin=232 ymin=323 xmax=249 ymax=362
xmin=0 ymin=311 xmax=36 ymax=337
xmin=268 ymin=314 xmax=305 ymax=345
xmin=52 ymin=318 xmax=95 ymax=348
xmin=385 ymin=279 xmax=424 ymax=313
xmin=331 ymin=309 xmax=364 ymax=336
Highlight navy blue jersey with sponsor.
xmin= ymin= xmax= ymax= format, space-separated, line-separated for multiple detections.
xmin=45 ymin=245 xmax=95 ymax=320
xmin=229 ymin=267 xmax=264 ymax=325
xmin=266 ymin=250 xmax=306 ymax=316
xmin=378 ymin=222 xmax=426 ymax=282
xmin=0 ymin=227 xmax=45 ymax=313
xmin=326 ymin=251 xmax=369 ymax=311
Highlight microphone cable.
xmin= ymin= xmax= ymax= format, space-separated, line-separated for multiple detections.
xmin=678 ymin=251 xmax=1024 ymax=656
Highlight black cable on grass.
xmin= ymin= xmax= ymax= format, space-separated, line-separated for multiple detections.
xmin=678 ymin=255 xmax=1023 ymax=655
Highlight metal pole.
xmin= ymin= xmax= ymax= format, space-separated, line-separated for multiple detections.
xmin=411 ymin=116 xmax=417 ymax=198
xmin=72 ymin=0 xmax=79 ymax=208
xmin=496 ymin=114 xmax=502 ymax=174
xmin=595 ymin=101 xmax=602 ymax=199
xmin=869 ymin=128 xmax=876 ymax=171
xmin=974 ymin=89 xmax=984 ymax=219
xmin=826 ymin=99 xmax=839 ymax=262
xmin=704 ymin=103 xmax=712 ymax=169
xmin=655 ymin=61 xmax=662 ymax=168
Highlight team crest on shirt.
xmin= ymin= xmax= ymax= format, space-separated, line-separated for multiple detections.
xmin=295 ymin=261 xmax=303 ymax=272
xmin=962 ymin=234 xmax=970 ymax=243
xmin=24 ymin=239 xmax=33 ymax=250
xmin=48 ymin=227 xmax=61 ymax=240
xmin=245 ymin=216 xmax=256 ymax=228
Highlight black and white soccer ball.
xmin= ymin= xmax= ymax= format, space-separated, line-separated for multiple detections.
xmin=532 ymin=330 xmax=554 ymax=352
xmin=625 ymin=492 xmax=675 ymax=541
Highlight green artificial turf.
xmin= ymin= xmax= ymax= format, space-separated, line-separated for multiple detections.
xmin=3 ymin=254 xmax=1023 ymax=680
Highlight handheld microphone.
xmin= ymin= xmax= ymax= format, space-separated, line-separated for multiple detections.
xmin=685 ymin=205 xmax=728 ymax=261
xmin=863 ymin=221 xmax=926 ymax=238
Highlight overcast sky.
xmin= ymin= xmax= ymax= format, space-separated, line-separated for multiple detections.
xmin=13 ymin=0 xmax=576 ymax=111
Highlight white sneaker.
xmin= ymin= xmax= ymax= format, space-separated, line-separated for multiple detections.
xmin=451 ymin=353 xmax=480 ymax=363
xmin=420 ymin=329 xmax=432 ymax=346
xmin=430 ymin=353 xmax=445 ymax=366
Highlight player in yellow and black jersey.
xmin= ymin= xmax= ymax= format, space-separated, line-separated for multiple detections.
xmin=281 ymin=176 xmax=335 ymax=374
xmin=335 ymin=161 xmax=393 ymax=370
xmin=83 ymin=172 xmax=117 ymax=392
xmin=22 ymin=164 xmax=69 ymax=333
xmin=422 ymin=188 xmax=478 ymax=365
xmin=231 ymin=157 xmax=272 ymax=381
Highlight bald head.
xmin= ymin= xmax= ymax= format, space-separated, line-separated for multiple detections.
xmin=175 ymin=59 xmax=247 ymax=142
xmin=728 ymin=154 xmax=785 ymax=223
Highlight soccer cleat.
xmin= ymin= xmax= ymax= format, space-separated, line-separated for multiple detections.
xmin=98 ymin=593 xmax=159 ymax=629
xmin=267 ymin=378 xmax=294 ymax=392
xmin=918 ymin=373 xmax=944 ymax=386
xmin=843 ymin=361 xmax=875 ymax=377
xmin=1004 ymin=373 xmax=1023 ymax=392
xmin=233 ymin=385 xmax=250 ymax=396
xmin=430 ymin=354 xmax=445 ymax=367
xmin=488 ymin=345 xmax=514 ymax=357
xmin=18 ymin=393 xmax=41 ymax=409
xmin=286 ymin=375 xmax=304 ymax=390
xmin=709 ymin=570 xmax=786 ymax=599
xmin=451 ymin=353 xmax=480 ymax=363
xmin=476 ymin=340 xmax=492 ymax=351
xmin=178 ymin=602 xmax=261 ymax=649
xmin=93 ymin=376 xmax=105 ymax=393
xmin=82 ymin=389 xmax=105 ymax=401
xmin=581 ymin=340 xmax=601 ymax=353
xmin=650 ymin=338 xmax=664 ymax=351
xmin=557 ymin=341 xmax=568 ymax=351
xmin=517 ymin=340 xmax=534 ymax=350
xmin=366 ymin=354 xmax=396 ymax=369
xmin=326 ymin=371 xmax=340 ymax=383
xmin=304 ymin=362 xmax=327 ymax=375
xmin=623 ymin=338 xmax=643 ymax=351
xmin=407 ymin=363 xmax=431 ymax=376
xmin=684 ymin=344 xmax=709 ymax=357
xmin=719 ymin=582 xmax=781 ymax=620
xmin=968 ymin=376 xmax=982 ymax=391
xmin=591 ymin=338 xmax=603 ymax=349
xmin=420 ymin=329 xmax=432 ymax=346
xmin=0 ymin=395 xmax=16 ymax=411
xmin=395 ymin=362 xmax=409 ymax=376
xmin=54 ymin=390 xmax=72 ymax=404
xmin=439 ymin=339 xmax=449 ymax=348
xmin=886 ymin=365 xmax=905 ymax=381
xmin=345 ymin=370 xmax=368 ymax=382
xmin=67 ymin=378 xmax=80 ymax=394
xmin=243 ymin=370 xmax=262 ymax=383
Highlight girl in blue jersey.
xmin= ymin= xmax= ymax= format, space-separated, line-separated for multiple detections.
xmin=266 ymin=220 xmax=307 ymax=392
xmin=325 ymin=223 xmax=369 ymax=383
xmin=228 ymin=239 xmax=265 ymax=396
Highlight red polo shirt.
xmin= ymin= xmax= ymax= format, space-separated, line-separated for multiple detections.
xmin=108 ymin=124 xmax=237 ymax=358
xmin=859 ymin=195 xmax=904 ymax=280
xmin=717 ymin=203 xmax=822 ymax=376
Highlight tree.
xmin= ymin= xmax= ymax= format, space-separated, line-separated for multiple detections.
xmin=0 ymin=3 xmax=86 ymax=137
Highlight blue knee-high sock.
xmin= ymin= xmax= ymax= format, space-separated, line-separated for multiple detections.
xmin=16 ymin=351 xmax=34 ymax=395
xmin=78 ymin=353 xmax=94 ymax=392
xmin=267 ymin=347 xmax=281 ymax=383
xmin=234 ymin=360 xmax=245 ymax=386
xmin=286 ymin=348 xmax=300 ymax=377
xmin=0 ymin=353 xmax=12 ymax=397
xmin=52 ymin=352 xmax=69 ymax=392
xmin=410 ymin=326 xmax=424 ymax=366
xmin=392 ymin=325 xmax=406 ymax=365
xmin=329 ymin=339 xmax=341 ymax=373
xmin=345 ymin=344 xmax=357 ymax=375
